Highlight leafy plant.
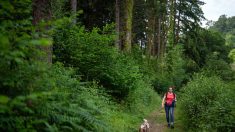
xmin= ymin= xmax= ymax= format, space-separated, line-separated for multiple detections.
xmin=179 ymin=74 xmax=235 ymax=131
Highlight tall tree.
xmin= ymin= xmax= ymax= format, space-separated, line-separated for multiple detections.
xmin=168 ymin=0 xmax=176 ymax=47
xmin=154 ymin=0 xmax=168 ymax=57
xmin=176 ymin=0 xmax=205 ymax=35
xmin=146 ymin=0 xmax=156 ymax=56
xmin=160 ymin=0 xmax=168 ymax=57
xmin=115 ymin=0 xmax=121 ymax=50
xmin=71 ymin=0 xmax=77 ymax=24
xmin=32 ymin=0 xmax=52 ymax=64
xmin=121 ymin=0 xmax=134 ymax=52
xmin=132 ymin=0 xmax=147 ymax=50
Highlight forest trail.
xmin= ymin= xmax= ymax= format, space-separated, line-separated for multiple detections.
xmin=145 ymin=107 xmax=184 ymax=132
xmin=146 ymin=108 xmax=165 ymax=132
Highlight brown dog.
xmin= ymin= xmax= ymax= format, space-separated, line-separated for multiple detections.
xmin=139 ymin=119 xmax=150 ymax=132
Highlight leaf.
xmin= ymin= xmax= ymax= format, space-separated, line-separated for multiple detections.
xmin=30 ymin=38 xmax=52 ymax=46
xmin=40 ymin=38 xmax=53 ymax=46
xmin=0 ymin=34 xmax=10 ymax=50
xmin=0 ymin=95 xmax=9 ymax=104
xmin=14 ymin=58 xmax=23 ymax=64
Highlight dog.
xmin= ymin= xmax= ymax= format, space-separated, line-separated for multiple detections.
xmin=139 ymin=119 xmax=150 ymax=132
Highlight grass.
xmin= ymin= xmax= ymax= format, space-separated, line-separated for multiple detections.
xmin=160 ymin=107 xmax=186 ymax=132
xmin=146 ymin=102 xmax=186 ymax=132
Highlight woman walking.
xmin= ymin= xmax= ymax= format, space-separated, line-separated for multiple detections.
xmin=162 ymin=86 xmax=176 ymax=128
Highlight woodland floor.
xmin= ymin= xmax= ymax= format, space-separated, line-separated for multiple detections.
xmin=145 ymin=106 xmax=185 ymax=132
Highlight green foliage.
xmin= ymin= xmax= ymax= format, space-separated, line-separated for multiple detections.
xmin=210 ymin=15 xmax=235 ymax=36
xmin=209 ymin=15 xmax=235 ymax=65
xmin=1 ymin=63 xmax=148 ymax=132
xmin=178 ymin=0 xmax=205 ymax=32
xmin=202 ymin=54 xmax=235 ymax=81
xmin=183 ymin=28 xmax=230 ymax=69
xmin=126 ymin=79 xmax=161 ymax=114
xmin=0 ymin=2 xmax=161 ymax=131
xmin=179 ymin=74 xmax=235 ymax=131
xmin=53 ymin=20 xmax=145 ymax=99
xmin=229 ymin=49 xmax=235 ymax=63
xmin=50 ymin=0 xmax=68 ymax=19
xmin=132 ymin=0 xmax=147 ymax=45
xmin=0 ymin=62 xmax=107 ymax=131
xmin=0 ymin=53 xmax=159 ymax=131
xmin=165 ymin=45 xmax=187 ymax=87
xmin=225 ymin=33 xmax=235 ymax=47
xmin=53 ymin=20 xmax=116 ymax=74
xmin=153 ymin=45 xmax=187 ymax=93
xmin=0 ymin=0 xmax=51 ymax=97
xmin=6 ymin=0 xmax=235 ymax=131
xmin=51 ymin=16 xmax=162 ymax=131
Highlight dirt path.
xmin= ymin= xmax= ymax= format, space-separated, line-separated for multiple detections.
xmin=146 ymin=108 xmax=166 ymax=132
xmin=145 ymin=107 xmax=184 ymax=132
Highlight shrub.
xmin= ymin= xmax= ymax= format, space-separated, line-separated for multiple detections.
xmin=229 ymin=49 xmax=235 ymax=63
xmin=152 ymin=45 xmax=187 ymax=93
xmin=179 ymin=74 xmax=235 ymax=131
xmin=0 ymin=64 xmax=113 ymax=131
xmin=53 ymin=21 xmax=144 ymax=99
xmin=202 ymin=54 xmax=235 ymax=81
xmin=0 ymin=0 xmax=51 ymax=97
xmin=126 ymin=79 xmax=161 ymax=114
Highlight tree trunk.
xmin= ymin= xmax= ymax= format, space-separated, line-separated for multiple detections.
xmin=173 ymin=0 xmax=177 ymax=46
xmin=160 ymin=0 xmax=167 ymax=57
xmin=32 ymin=0 xmax=52 ymax=64
xmin=175 ymin=0 xmax=181 ymax=44
xmin=147 ymin=17 xmax=154 ymax=56
xmin=115 ymin=0 xmax=120 ymax=50
xmin=157 ymin=17 xmax=161 ymax=57
xmin=168 ymin=0 xmax=176 ymax=47
xmin=71 ymin=0 xmax=77 ymax=24
xmin=122 ymin=0 xmax=134 ymax=52
xmin=146 ymin=0 xmax=154 ymax=56
xmin=152 ymin=15 xmax=157 ymax=56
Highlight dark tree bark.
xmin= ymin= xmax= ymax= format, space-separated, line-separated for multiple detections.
xmin=122 ymin=0 xmax=134 ymax=52
xmin=157 ymin=17 xmax=161 ymax=57
xmin=146 ymin=0 xmax=154 ymax=56
xmin=32 ymin=0 xmax=52 ymax=64
xmin=71 ymin=0 xmax=77 ymax=24
xmin=115 ymin=0 xmax=120 ymax=50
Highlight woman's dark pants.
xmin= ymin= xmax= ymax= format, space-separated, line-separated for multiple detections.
xmin=165 ymin=104 xmax=174 ymax=126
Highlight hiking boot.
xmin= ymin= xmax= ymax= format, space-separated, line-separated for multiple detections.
xmin=170 ymin=124 xmax=174 ymax=129
xmin=167 ymin=124 xmax=170 ymax=128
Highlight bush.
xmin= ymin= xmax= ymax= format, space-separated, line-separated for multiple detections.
xmin=202 ymin=54 xmax=235 ymax=81
xmin=152 ymin=45 xmax=187 ymax=93
xmin=53 ymin=21 xmax=144 ymax=99
xmin=0 ymin=64 xmax=111 ymax=131
xmin=0 ymin=0 xmax=52 ymax=97
xmin=126 ymin=79 xmax=161 ymax=114
xmin=0 ymin=63 xmax=160 ymax=131
xmin=229 ymin=49 xmax=235 ymax=63
xmin=179 ymin=74 xmax=235 ymax=131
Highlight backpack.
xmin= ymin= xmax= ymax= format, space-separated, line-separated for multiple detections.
xmin=165 ymin=92 xmax=175 ymax=99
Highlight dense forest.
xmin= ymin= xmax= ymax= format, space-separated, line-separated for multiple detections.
xmin=0 ymin=0 xmax=234 ymax=131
